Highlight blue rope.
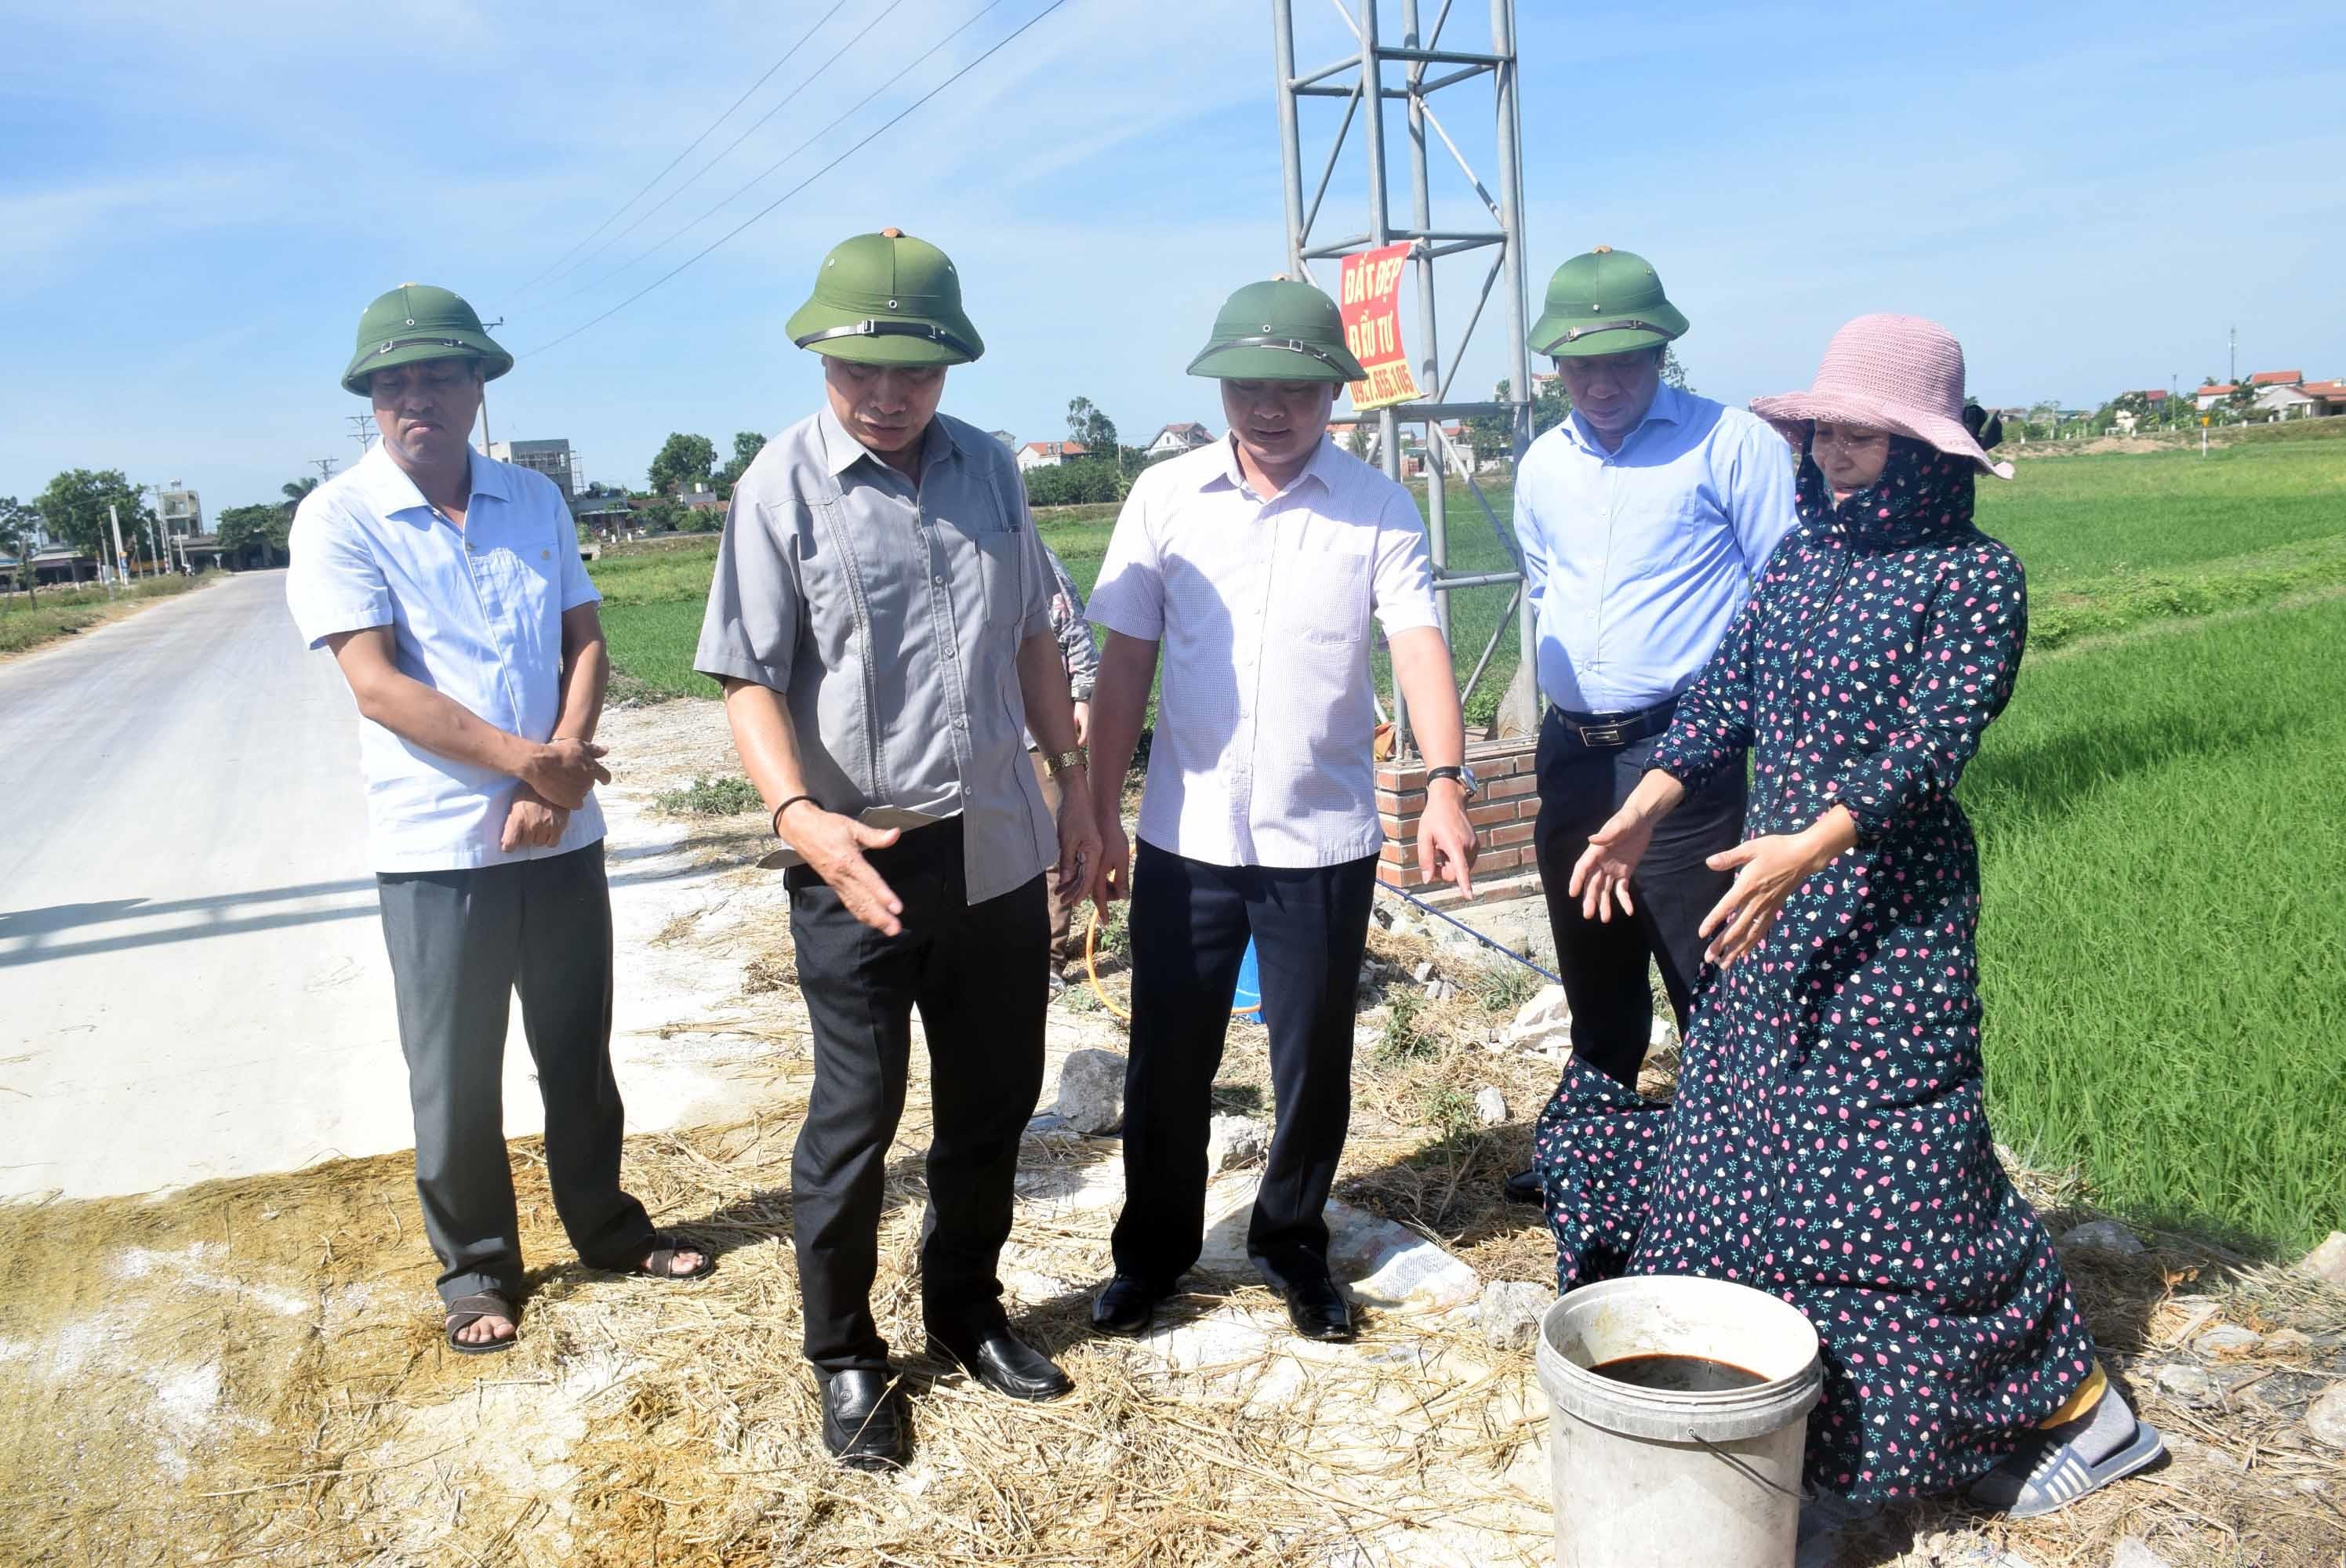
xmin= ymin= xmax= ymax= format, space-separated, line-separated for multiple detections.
xmin=1374 ymin=880 xmax=1561 ymax=984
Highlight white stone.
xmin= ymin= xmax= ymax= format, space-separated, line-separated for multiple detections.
xmin=1411 ymin=960 xmax=1436 ymax=983
xmin=1478 ymin=1279 xmax=1552 ymax=1352
xmin=1649 ymin=1015 xmax=1677 ymax=1050
xmin=2297 ymin=1231 xmax=2346 ymax=1288
xmin=2061 ymin=1219 xmax=2144 ymax=1255
xmin=1206 ymin=1114 xmax=1269 ymax=1173
xmin=2194 ymin=1324 xmax=2263 ymax=1359
xmin=2155 ymin=1363 xmax=2219 ymax=1405
xmin=2110 ymin=1540 xmax=2173 ymax=1568
xmin=1195 ymin=1175 xmax=1479 ymax=1314
xmin=1053 ymin=1049 xmax=1128 ymax=1134
xmin=1473 ymin=1086 xmax=1508 ymax=1127
xmin=2307 ymin=1386 xmax=2346 ymax=1450
xmin=1509 ymin=983 xmax=1570 ymax=1041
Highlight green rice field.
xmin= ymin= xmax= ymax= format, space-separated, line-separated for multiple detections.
xmin=590 ymin=430 xmax=2346 ymax=1254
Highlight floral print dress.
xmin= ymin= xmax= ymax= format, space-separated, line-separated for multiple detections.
xmin=1534 ymin=437 xmax=2095 ymax=1504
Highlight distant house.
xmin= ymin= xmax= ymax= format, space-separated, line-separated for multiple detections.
xmin=679 ymin=486 xmax=727 ymax=515
xmin=1325 ymin=419 xmax=1379 ymax=461
xmin=2297 ymin=379 xmax=2346 ymax=417
xmin=2253 ymin=383 xmax=2319 ymax=421
xmin=1016 ymin=440 xmax=1089 ymax=472
xmin=2194 ymin=383 xmax=2239 ymax=412
xmin=1144 ymin=421 xmax=1215 ymax=460
xmin=2248 ymin=369 xmax=2304 ymax=388
xmin=988 ymin=430 xmax=1018 ymax=452
xmin=27 ymin=545 xmax=98 ymax=586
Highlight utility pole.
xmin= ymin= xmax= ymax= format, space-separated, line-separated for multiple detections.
xmin=347 ymin=413 xmax=376 ymax=456
xmin=107 ymin=503 xmax=131 ymax=595
xmin=2228 ymin=326 xmax=2236 ymax=386
xmin=311 ymin=456 xmax=338 ymax=482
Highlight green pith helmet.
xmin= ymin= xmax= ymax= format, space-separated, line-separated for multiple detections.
xmin=341 ymin=284 xmax=514 ymax=396
xmin=1187 ymin=278 xmax=1367 ymax=383
xmin=786 ymin=228 xmax=983 ymax=365
xmin=1528 ymin=246 xmax=1689 ymax=359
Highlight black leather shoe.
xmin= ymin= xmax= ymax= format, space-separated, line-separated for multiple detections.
xmin=1502 ymin=1167 xmax=1544 ymax=1205
xmin=927 ymin=1319 xmax=1074 ymax=1402
xmin=1090 ymin=1274 xmax=1164 ymax=1338
xmin=819 ymin=1368 xmax=906 ymax=1471
xmin=1280 ymin=1271 xmax=1358 ymax=1342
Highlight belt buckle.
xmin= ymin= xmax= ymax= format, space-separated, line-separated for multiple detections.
xmin=1578 ymin=720 xmax=1629 ymax=747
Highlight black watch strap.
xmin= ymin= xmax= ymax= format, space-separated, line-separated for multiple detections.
xmin=1425 ymin=764 xmax=1475 ymax=798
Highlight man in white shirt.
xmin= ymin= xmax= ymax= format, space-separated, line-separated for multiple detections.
xmin=1084 ymin=279 xmax=1477 ymax=1343
xmin=286 ymin=285 xmax=707 ymax=1359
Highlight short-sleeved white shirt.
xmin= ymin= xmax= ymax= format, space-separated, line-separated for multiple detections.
xmin=1086 ymin=436 xmax=1438 ymax=869
xmin=285 ymin=442 xmax=606 ymax=872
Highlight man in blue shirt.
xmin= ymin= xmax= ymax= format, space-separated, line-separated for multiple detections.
xmin=289 ymin=285 xmax=710 ymax=1352
xmin=1503 ymin=249 xmax=1796 ymax=1201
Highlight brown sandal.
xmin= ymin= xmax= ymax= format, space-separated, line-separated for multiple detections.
xmin=444 ymin=1291 xmax=518 ymax=1356
xmin=597 ymin=1232 xmax=715 ymax=1281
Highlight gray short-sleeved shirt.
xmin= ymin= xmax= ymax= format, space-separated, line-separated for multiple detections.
xmin=694 ymin=406 xmax=1056 ymax=905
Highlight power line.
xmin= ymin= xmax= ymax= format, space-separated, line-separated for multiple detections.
xmin=550 ymin=0 xmax=1006 ymax=313
xmin=509 ymin=0 xmax=856 ymax=299
xmin=536 ymin=0 xmax=910 ymax=306
xmin=521 ymin=0 xmax=1069 ymax=361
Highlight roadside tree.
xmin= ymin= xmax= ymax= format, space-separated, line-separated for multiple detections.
xmin=35 ymin=468 xmax=151 ymax=561
xmin=281 ymin=477 xmax=319 ymax=518
xmin=0 ymin=496 xmax=40 ymax=605
xmin=717 ymin=430 xmax=768 ymax=496
xmin=216 ymin=504 xmax=290 ymax=568
xmin=648 ymin=433 xmax=717 ymax=496
xmin=1066 ymin=397 xmax=1120 ymax=467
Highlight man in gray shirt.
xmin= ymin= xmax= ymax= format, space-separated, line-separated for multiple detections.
xmin=694 ymin=229 xmax=1100 ymax=1471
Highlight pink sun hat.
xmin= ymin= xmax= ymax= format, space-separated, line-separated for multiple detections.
xmin=1751 ymin=313 xmax=2014 ymax=480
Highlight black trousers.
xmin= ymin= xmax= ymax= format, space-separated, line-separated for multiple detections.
xmin=786 ymin=816 xmax=1048 ymax=1374
xmin=1532 ymin=713 xmax=1747 ymax=1088
xmin=1111 ymin=841 xmax=1378 ymax=1294
xmin=376 ymin=841 xmax=656 ymax=1306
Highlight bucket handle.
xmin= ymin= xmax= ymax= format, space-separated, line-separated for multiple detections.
xmin=1690 ymin=1432 xmax=1817 ymax=1504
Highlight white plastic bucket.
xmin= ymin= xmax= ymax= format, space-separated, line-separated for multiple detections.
xmin=1536 ymin=1276 xmax=1824 ymax=1568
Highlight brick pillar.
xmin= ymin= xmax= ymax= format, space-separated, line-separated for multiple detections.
xmin=1374 ymin=736 xmax=1542 ymax=908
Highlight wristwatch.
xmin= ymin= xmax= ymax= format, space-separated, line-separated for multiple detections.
xmin=1045 ymin=746 xmax=1089 ymax=777
xmin=1425 ymin=764 xmax=1479 ymax=799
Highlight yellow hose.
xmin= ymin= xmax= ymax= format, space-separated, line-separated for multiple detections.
xmin=1081 ymin=906 xmax=1261 ymax=1021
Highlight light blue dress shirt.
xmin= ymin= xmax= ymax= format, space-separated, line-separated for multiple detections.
xmin=286 ymin=443 xmax=605 ymax=872
xmin=1513 ymin=383 xmax=1799 ymax=715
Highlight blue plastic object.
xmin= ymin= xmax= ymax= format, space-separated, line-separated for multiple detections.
xmin=1232 ymin=938 xmax=1263 ymax=1014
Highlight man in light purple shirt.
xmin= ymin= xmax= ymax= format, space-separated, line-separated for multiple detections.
xmin=1084 ymin=279 xmax=1477 ymax=1344
xmin=1502 ymin=249 xmax=1796 ymax=1203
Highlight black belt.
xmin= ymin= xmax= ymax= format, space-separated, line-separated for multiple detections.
xmin=1547 ymin=698 xmax=1678 ymax=750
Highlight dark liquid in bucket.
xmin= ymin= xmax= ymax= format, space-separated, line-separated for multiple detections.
xmin=1591 ymin=1353 xmax=1768 ymax=1393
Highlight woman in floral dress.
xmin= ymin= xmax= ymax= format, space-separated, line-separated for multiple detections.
xmin=1538 ymin=314 xmax=2164 ymax=1515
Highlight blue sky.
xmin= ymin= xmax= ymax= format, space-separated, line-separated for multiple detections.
xmin=2 ymin=0 xmax=2340 ymax=514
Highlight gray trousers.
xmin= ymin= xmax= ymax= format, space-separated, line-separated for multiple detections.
xmin=377 ymin=841 xmax=654 ymax=1305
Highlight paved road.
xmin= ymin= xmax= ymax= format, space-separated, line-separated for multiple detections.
xmin=0 ymin=573 xmax=763 ymax=1202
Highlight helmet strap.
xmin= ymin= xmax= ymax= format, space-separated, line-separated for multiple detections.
xmin=795 ymin=319 xmax=977 ymax=359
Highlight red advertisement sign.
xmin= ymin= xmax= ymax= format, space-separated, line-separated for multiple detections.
xmin=1338 ymin=241 xmax=1422 ymax=412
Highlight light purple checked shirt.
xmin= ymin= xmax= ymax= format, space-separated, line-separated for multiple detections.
xmin=1086 ymin=436 xmax=1438 ymax=869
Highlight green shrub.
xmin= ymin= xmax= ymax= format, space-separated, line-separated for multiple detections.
xmin=657 ymin=775 xmax=763 ymax=815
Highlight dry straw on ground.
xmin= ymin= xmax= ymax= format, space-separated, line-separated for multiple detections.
xmin=2 ymin=914 xmax=2340 ymax=1566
